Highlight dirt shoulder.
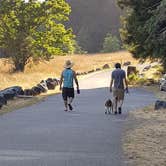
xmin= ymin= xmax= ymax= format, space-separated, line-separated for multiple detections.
xmin=123 ymin=86 xmax=166 ymax=166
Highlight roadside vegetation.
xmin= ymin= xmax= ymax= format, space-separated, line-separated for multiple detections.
xmin=124 ymin=103 xmax=166 ymax=166
xmin=117 ymin=0 xmax=166 ymax=71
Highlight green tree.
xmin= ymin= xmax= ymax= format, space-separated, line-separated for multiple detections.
xmin=73 ymin=40 xmax=87 ymax=54
xmin=117 ymin=0 xmax=166 ymax=70
xmin=101 ymin=33 xmax=121 ymax=53
xmin=0 ymin=0 xmax=74 ymax=71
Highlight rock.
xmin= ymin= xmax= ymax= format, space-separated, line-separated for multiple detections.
xmin=96 ymin=68 xmax=101 ymax=71
xmin=37 ymin=84 xmax=47 ymax=93
xmin=102 ymin=64 xmax=110 ymax=69
xmin=155 ymin=100 xmax=166 ymax=110
xmin=0 ymin=86 xmax=24 ymax=100
xmin=88 ymin=70 xmax=95 ymax=73
xmin=127 ymin=66 xmax=137 ymax=76
xmin=24 ymin=89 xmax=35 ymax=96
xmin=31 ymin=86 xmax=42 ymax=96
xmin=123 ymin=61 xmax=131 ymax=66
xmin=40 ymin=80 xmax=48 ymax=91
xmin=46 ymin=78 xmax=58 ymax=90
xmin=0 ymin=95 xmax=7 ymax=105
xmin=0 ymin=95 xmax=7 ymax=109
xmin=143 ymin=65 xmax=151 ymax=71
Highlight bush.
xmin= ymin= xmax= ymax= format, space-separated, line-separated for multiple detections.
xmin=73 ymin=41 xmax=87 ymax=54
xmin=128 ymin=74 xmax=147 ymax=85
xmin=101 ymin=33 xmax=121 ymax=53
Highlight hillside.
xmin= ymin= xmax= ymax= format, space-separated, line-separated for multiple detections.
xmin=67 ymin=0 xmax=121 ymax=53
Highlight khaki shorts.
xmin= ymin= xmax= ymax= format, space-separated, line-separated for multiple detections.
xmin=113 ymin=88 xmax=125 ymax=100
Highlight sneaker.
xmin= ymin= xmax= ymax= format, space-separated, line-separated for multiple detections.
xmin=68 ymin=104 xmax=73 ymax=111
xmin=64 ymin=109 xmax=68 ymax=112
xmin=114 ymin=111 xmax=118 ymax=115
xmin=118 ymin=107 xmax=122 ymax=114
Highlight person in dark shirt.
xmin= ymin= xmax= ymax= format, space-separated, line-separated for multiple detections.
xmin=110 ymin=63 xmax=128 ymax=114
xmin=59 ymin=60 xmax=80 ymax=111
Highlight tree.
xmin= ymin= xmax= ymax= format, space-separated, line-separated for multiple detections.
xmin=101 ymin=33 xmax=121 ymax=53
xmin=67 ymin=0 xmax=121 ymax=53
xmin=73 ymin=40 xmax=87 ymax=54
xmin=0 ymin=0 xmax=74 ymax=71
xmin=117 ymin=0 xmax=166 ymax=70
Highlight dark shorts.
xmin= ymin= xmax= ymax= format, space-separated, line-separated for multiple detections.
xmin=62 ymin=87 xmax=74 ymax=101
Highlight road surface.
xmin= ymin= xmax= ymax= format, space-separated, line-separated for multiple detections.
xmin=0 ymin=70 xmax=156 ymax=166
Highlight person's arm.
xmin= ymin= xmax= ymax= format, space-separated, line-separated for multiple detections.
xmin=124 ymin=71 xmax=129 ymax=93
xmin=110 ymin=79 xmax=113 ymax=92
xmin=59 ymin=72 xmax=63 ymax=91
xmin=73 ymin=71 xmax=79 ymax=91
xmin=110 ymin=72 xmax=114 ymax=92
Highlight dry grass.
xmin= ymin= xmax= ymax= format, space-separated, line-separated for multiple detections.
xmin=0 ymin=51 xmax=137 ymax=89
xmin=124 ymin=88 xmax=166 ymax=166
xmin=124 ymin=107 xmax=166 ymax=166
xmin=0 ymin=96 xmax=43 ymax=115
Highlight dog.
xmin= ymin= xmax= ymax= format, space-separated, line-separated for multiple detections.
xmin=105 ymin=99 xmax=113 ymax=114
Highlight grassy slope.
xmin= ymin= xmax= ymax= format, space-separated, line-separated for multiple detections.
xmin=124 ymin=86 xmax=166 ymax=166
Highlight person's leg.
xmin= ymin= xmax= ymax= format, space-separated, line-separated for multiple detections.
xmin=64 ymin=100 xmax=68 ymax=111
xmin=113 ymin=88 xmax=118 ymax=114
xmin=62 ymin=88 xmax=68 ymax=111
xmin=68 ymin=88 xmax=74 ymax=110
xmin=68 ymin=97 xmax=73 ymax=104
xmin=117 ymin=89 xmax=125 ymax=114
xmin=114 ymin=97 xmax=118 ymax=114
xmin=68 ymin=97 xmax=73 ymax=110
xmin=117 ymin=100 xmax=123 ymax=114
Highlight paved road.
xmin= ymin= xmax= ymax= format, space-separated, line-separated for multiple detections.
xmin=0 ymin=70 xmax=156 ymax=166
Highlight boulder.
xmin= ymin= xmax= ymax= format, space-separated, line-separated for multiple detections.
xmin=24 ymin=89 xmax=35 ymax=96
xmin=96 ymin=68 xmax=101 ymax=71
xmin=102 ymin=64 xmax=110 ymax=69
xmin=127 ymin=66 xmax=137 ymax=76
xmin=155 ymin=100 xmax=166 ymax=110
xmin=0 ymin=90 xmax=15 ymax=100
xmin=36 ymin=84 xmax=47 ymax=93
xmin=0 ymin=86 xmax=24 ymax=100
xmin=143 ymin=65 xmax=151 ymax=71
xmin=31 ymin=86 xmax=42 ymax=96
xmin=53 ymin=78 xmax=60 ymax=85
xmin=88 ymin=70 xmax=95 ymax=73
xmin=10 ymin=86 xmax=24 ymax=95
xmin=40 ymin=80 xmax=48 ymax=91
xmin=47 ymin=82 xmax=55 ymax=90
xmin=46 ymin=78 xmax=60 ymax=90
xmin=0 ymin=95 xmax=7 ymax=105
xmin=0 ymin=95 xmax=7 ymax=109
xmin=123 ymin=61 xmax=131 ymax=66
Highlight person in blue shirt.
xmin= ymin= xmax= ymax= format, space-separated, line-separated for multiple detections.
xmin=60 ymin=60 xmax=80 ymax=111
xmin=110 ymin=63 xmax=128 ymax=114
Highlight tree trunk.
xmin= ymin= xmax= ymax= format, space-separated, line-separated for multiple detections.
xmin=14 ymin=62 xmax=25 ymax=72
xmin=163 ymin=58 xmax=166 ymax=73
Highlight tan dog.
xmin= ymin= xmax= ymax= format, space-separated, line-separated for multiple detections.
xmin=105 ymin=99 xmax=113 ymax=114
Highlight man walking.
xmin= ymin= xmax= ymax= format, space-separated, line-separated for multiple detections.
xmin=60 ymin=60 xmax=80 ymax=111
xmin=110 ymin=63 xmax=128 ymax=114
